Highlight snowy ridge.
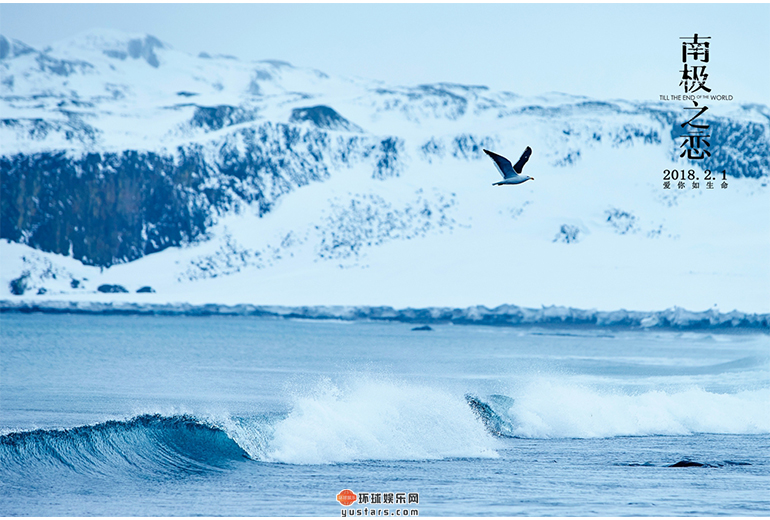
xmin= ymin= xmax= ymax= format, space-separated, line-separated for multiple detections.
xmin=2 ymin=30 xmax=769 ymax=312
xmin=1 ymin=299 xmax=767 ymax=331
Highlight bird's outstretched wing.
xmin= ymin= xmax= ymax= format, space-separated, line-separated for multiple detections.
xmin=483 ymin=149 xmax=517 ymax=179
xmin=513 ymin=146 xmax=532 ymax=174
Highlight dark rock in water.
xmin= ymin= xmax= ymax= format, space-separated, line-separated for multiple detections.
xmin=667 ymin=460 xmax=750 ymax=468
xmin=97 ymin=284 xmax=128 ymax=293
xmin=136 ymin=286 xmax=155 ymax=293
xmin=668 ymin=460 xmax=707 ymax=467
xmin=36 ymin=287 xmax=47 ymax=295
xmin=412 ymin=325 xmax=433 ymax=331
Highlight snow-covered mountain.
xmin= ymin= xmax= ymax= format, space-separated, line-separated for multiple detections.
xmin=1 ymin=29 xmax=768 ymax=313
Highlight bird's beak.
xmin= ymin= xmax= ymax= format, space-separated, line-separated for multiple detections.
xmin=530 ymin=177 xmax=535 ymax=180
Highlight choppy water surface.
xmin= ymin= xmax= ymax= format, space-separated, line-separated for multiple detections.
xmin=1 ymin=314 xmax=769 ymax=515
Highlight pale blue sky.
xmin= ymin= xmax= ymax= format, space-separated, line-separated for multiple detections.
xmin=1 ymin=3 xmax=768 ymax=103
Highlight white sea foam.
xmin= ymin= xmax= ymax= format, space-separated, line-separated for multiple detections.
xmin=265 ymin=377 xmax=499 ymax=464
xmin=505 ymin=380 xmax=770 ymax=438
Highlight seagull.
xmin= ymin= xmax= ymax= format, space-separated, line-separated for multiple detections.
xmin=484 ymin=147 xmax=534 ymax=186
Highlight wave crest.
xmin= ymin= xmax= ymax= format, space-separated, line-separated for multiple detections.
xmin=0 ymin=414 xmax=249 ymax=477
xmin=266 ymin=378 xmax=499 ymax=464
xmin=469 ymin=382 xmax=770 ymax=438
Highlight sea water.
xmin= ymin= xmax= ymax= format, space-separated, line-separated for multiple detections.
xmin=1 ymin=313 xmax=768 ymax=516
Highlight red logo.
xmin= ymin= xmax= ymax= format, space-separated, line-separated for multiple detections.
xmin=337 ymin=489 xmax=357 ymax=506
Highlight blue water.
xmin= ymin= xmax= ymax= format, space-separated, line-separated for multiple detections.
xmin=1 ymin=314 xmax=769 ymax=516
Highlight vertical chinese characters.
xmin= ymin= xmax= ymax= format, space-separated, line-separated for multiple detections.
xmin=679 ymin=34 xmax=711 ymax=160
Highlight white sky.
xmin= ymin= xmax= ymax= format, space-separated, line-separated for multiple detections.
xmin=1 ymin=3 xmax=768 ymax=103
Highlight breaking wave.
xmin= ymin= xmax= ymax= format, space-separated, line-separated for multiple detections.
xmin=0 ymin=414 xmax=250 ymax=478
xmin=0 ymin=379 xmax=498 ymax=475
xmin=3 ymin=380 xmax=768 ymax=478
xmin=467 ymin=382 xmax=770 ymax=438
xmin=264 ymin=378 xmax=498 ymax=464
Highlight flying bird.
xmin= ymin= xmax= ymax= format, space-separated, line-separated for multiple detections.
xmin=484 ymin=147 xmax=534 ymax=186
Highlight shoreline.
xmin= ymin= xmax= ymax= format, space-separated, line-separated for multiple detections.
xmin=2 ymin=299 xmax=767 ymax=332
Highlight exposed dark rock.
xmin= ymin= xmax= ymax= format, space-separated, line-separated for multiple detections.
xmin=605 ymin=208 xmax=638 ymax=234
xmin=2 ymin=120 xmax=399 ymax=267
xmin=2 ymin=116 xmax=99 ymax=145
xmin=9 ymin=273 xmax=29 ymax=295
xmin=247 ymin=77 xmax=262 ymax=96
xmin=668 ymin=460 xmax=707 ymax=467
xmin=1 ymin=149 xmax=212 ymax=267
xmin=190 ymin=105 xmax=257 ymax=131
xmin=103 ymin=49 xmax=127 ymax=60
xmin=374 ymin=137 xmax=403 ymax=179
xmin=554 ymin=224 xmax=581 ymax=244
xmin=452 ymin=134 xmax=496 ymax=160
xmin=411 ymin=325 xmax=433 ymax=331
xmin=289 ymin=105 xmax=362 ymax=132
xmin=35 ymin=54 xmax=94 ymax=76
xmin=420 ymin=138 xmax=444 ymax=161
xmin=669 ymin=118 xmax=769 ymax=178
xmin=631 ymin=460 xmax=751 ymax=468
xmin=0 ymin=36 xmax=36 ymax=60
xmin=415 ymin=84 xmax=468 ymax=120
xmin=127 ymin=35 xmax=164 ymax=68
xmin=136 ymin=286 xmax=155 ymax=293
xmin=3 ymin=119 xmax=398 ymax=268
xmin=315 ymin=191 xmax=455 ymax=261
xmin=260 ymin=60 xmax=292 ymax=68
xmin=0 ymin=35 xmax=10 ymax=60
xmin=97 ymin=284 xmax=128 ymax=293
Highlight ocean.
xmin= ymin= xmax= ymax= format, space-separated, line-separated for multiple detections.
xmin=1 ymin=313 xmax=769 ymax=516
